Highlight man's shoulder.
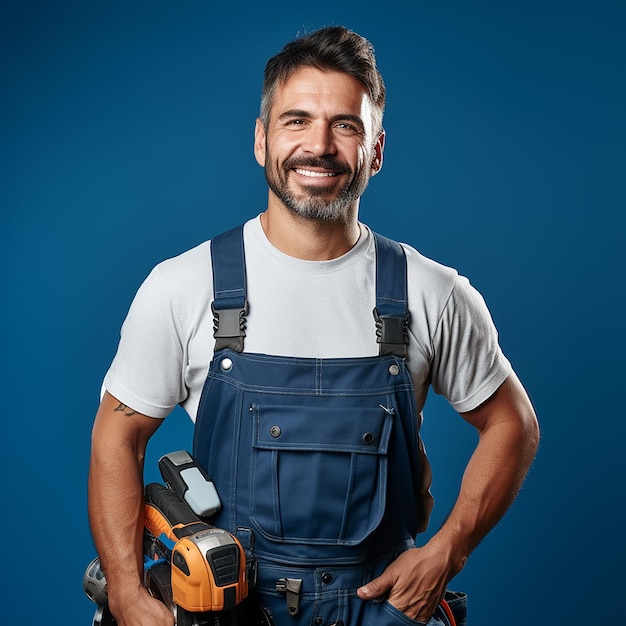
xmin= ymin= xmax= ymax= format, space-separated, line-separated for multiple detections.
xmin=145 ymin=239 xmax=213 ymax=298
xmin=155 ymin=238 xmax=211 ymax=270
xmin=398 ymin=241 xmax=458 ymax=292
xmin=147 ymin=218 xmax=257 ymax=290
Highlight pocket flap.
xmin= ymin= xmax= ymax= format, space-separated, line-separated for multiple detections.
xmin=253 ymin=404 xmax=392 ymax=454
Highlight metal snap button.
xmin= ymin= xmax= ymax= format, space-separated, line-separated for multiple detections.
xmin=314 ymin=618 xmax=323 ymax=625
xmin=270 ymin=425 xmax=281 ymax=438
xmin=388 ymin=363 xmax=400 ymax=376
xmin=362 ymin=432 xmax=376 ymax=445
xmin=321 ymin=572 xmax=333 ymax=584
xmin=221 ymin=357 xmax=233 ymax=371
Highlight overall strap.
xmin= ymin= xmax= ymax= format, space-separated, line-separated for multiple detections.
xmin=372 ymin=232 xmax=410 ymax=358
xmin=210 ymin=224 xmax=248 ymax=352
xmin=210 ymin=225 xmax=409 ymax=356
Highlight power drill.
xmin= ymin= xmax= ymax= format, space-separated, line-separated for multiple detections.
xmin=83 ymin=451 xmax=255 ymax=625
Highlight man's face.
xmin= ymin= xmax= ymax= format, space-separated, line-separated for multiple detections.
xmin=254 ymin=67 xmax=384 ymax=222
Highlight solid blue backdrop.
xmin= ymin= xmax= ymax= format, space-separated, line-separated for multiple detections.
xmin=2 ymin=1 xmax=624 ymax=624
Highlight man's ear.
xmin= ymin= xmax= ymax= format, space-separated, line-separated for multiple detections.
xmin=254 ymin=118 xmax=267 ymax=167
xmin=370 ymin=130 xmax=385 ymax=176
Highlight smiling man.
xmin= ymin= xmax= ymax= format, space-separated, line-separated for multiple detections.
xmin=257 ymin=66 xmax=383 ymax=228
xmin=89 ymin=26 xmax=538 ymax=626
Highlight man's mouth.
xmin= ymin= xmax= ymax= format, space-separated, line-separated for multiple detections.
xmin=294 ymin=168 xmax=339 ymax=178
xmin=285 ymin=156 xmax=349 ymax=180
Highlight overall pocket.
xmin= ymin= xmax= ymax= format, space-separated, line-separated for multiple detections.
xmin=250 ymin=402 xmax=394 ymax=545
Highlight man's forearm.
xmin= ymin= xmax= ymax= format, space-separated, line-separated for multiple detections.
xmin=88 ymin=439 xmax=146 ymax=593
xmin=434 ymin=373 xmax=540 ymax=569
xmin=87 ymin=393 xmax=162 ymax=599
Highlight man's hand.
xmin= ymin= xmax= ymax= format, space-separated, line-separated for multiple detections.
xmin=358 ymin=372 xmax=538 ymax=622
xmin=108 ymin=584 xmax=175 ymax=626
xmin=357 ymin=537 xmax=462 ymax=622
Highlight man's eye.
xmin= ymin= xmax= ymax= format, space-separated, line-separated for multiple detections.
xmin=335 ymin=122 xmax=360 ymax=134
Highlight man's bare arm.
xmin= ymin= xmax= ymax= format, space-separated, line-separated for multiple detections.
xmin=88 ymin=391 xmax=174 ymax=626
xmin=357 ymin=372 xmax=540 ymax=621
xmin=440 ymin=370 xmax=540 ymax=559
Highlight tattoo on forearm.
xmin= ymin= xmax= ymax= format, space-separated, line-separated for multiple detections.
xmin=114 ymin=403 xmax=137 ymax=416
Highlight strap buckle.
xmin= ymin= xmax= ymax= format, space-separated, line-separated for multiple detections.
xmin=373 ymin=307 xmax=410 ymax=357
xmin=212 ymin=300 xmax=248 ymax=353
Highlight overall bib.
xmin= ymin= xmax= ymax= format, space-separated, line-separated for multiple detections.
xmin=192 ymin=225 xmax=466 ymax=626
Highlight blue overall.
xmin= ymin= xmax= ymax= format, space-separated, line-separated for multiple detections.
xmin=192 ymin=225 xmax=466 ymax=626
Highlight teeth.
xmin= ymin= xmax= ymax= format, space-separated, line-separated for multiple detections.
xmin=295 ymin=168 xmax=337 ymax=178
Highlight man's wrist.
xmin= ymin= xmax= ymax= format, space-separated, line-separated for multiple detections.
xmin=427 ymin=526 xmax=470 ymax=576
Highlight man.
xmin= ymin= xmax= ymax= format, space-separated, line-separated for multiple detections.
xmin=88 ymin=26 xmax=539 ymax=626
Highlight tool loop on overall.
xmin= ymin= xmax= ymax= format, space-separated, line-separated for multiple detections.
xmin=275 ymin=577 xmax=302 ymax=616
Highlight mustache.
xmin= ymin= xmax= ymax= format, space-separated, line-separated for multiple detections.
xmin=282 ymin=155 xmax=351 ymax=174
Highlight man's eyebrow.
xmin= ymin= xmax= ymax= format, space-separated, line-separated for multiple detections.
xmin=278 ymin=109 xmax=313 ymax=121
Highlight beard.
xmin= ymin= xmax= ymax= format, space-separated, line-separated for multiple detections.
xmin=264 ymin=151 xmax=372 ymax=222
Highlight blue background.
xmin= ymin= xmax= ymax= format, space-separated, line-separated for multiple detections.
xmin=2 ymin=1 xmax=624 ymax=624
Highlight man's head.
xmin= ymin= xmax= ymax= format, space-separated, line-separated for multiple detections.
xmin=256 ymin=27 xmax=386 ymax=223
xmin=260 ymin=26 xmax=386 ymax=138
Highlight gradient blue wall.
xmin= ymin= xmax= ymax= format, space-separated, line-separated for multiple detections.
xmin=2 ymin=1 xmax=624 ymax=623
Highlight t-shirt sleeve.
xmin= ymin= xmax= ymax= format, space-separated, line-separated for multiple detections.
xmin=103 ymin=266 xmax=188 ymax=418
xmin=430 ymin=276 xmax=512 ymax=413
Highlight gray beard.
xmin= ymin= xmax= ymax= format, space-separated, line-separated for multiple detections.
xmin=266 ymin=177 xmax=364 ymax=222
xmin=264 ymin=151 xmax=371 ymax=223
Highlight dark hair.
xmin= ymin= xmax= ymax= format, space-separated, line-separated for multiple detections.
xmin=260 ymin=26 xmax=386 ymax=134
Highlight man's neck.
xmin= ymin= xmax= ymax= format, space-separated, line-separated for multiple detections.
xmin=260 ymin=199 xmax=361 ymax=261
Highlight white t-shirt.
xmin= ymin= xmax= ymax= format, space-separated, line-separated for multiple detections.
xmin=104 ymin=216 xmax=511 ymax=421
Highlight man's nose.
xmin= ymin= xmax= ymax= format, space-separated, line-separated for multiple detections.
xmin=302 ymin=123 xmax=337 ymax=156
